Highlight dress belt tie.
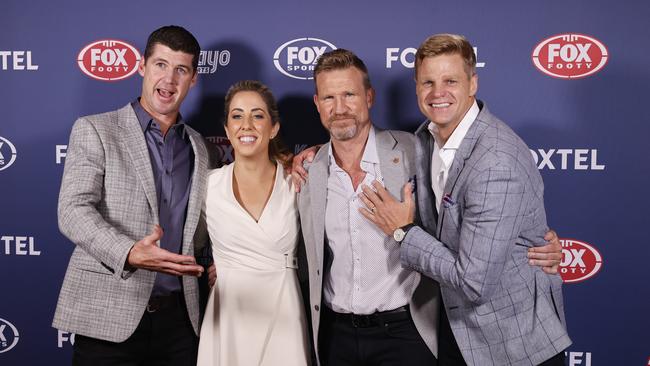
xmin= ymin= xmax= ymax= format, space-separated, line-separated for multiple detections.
xmin=284 ymin=254 xmax=298 ymax=269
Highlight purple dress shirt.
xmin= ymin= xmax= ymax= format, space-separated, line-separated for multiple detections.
xmin=132 ymin=99 xmax=194 ymax=296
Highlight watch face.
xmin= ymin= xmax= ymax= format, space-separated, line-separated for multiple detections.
xmin=393 ymin=228 xmax=406 ymax=242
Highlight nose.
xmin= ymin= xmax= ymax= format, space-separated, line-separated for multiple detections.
xmin=163 ymin=67 xmax=176 ymax=84
xmin=333 ymin=96 xmax=347 ymax=115
xmin=431 ymin=83 xmax=447 ymax=98
xmin=241 ymin=114 xmax=255 ymax=129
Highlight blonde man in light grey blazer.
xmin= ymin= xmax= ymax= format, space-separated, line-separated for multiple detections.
xmin=362 ymin=34 xmax=570 ymax=366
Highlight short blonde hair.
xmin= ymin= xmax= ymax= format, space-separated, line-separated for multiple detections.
xmin=415 ymin=34 xmax=476 ymax=78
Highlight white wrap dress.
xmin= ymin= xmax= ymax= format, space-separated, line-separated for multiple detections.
xmin=197 ymin=162 xmax=309 ymax=366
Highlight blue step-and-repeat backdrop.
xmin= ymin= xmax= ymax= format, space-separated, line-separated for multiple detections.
xmin=1 ymin=0 xmax=649 ymax=365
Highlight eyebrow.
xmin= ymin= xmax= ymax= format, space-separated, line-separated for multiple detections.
xmin=230 ymin=107 xmax=267 ymax=113
xmin=151 ymin=57 xmax=191 ymax=70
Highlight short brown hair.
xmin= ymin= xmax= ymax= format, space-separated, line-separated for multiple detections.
xmin=313 ymin=49 xmax=372 ymax=92
xmin=144 ymin=25 xmax=200 ymax=71
xmin=223 ymin=80 xmax=289 ymax=163
xmin=415 ymin=34 xmax=476 ymax=78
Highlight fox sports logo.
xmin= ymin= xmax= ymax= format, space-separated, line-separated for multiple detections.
xmin=273 ymin=37 xmax=337 ymax=80
xmin=0 ymin=318 xmax=20 ymax=353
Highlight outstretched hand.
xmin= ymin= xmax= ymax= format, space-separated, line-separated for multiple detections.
xmin=127 ymin=225 xmax=205 ymax=277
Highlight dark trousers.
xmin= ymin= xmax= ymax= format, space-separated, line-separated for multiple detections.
xmin=319 ymin=306 xmax=437 ymax=366
xmin=438 ymin=305 xmax=565 ymax=366
xmin=72 ymin=293 xmax=198 ymax=366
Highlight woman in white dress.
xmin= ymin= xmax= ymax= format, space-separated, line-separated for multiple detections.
xmin=197 ymin=80 xmax=310 ymax=366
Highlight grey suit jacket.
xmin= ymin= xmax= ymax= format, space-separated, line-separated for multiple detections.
xmin=297 ymin=128 xmax=440 ymax=365
xmin=402 ymin=102 xmax=571 ymax=365
xmin=52 ymin=103 xmax=210 ymax=342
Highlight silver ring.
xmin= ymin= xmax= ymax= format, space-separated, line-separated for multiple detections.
xmin=371 ymin=207 xmax=376 ymax=213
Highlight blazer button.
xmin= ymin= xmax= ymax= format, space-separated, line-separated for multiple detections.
xmin=316 ymin=270 xmax=320 ymax=276
xmin=314 ymin=305 xmax=319 ymax=311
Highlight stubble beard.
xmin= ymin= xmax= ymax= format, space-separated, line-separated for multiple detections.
xmin=328 ymin=115 xmax=359 ymax=141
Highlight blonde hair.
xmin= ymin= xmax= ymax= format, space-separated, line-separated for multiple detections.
xmin=415 ymin=34 xmax=477 ymax=78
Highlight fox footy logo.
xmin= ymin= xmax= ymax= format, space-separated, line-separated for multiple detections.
xmin=559 ymin=239 xmax=603 ymax=283
xmin=78 ymin=40 xmax=141 ymax=81
xmin=532 ymin=34 xmax=608 ymax=79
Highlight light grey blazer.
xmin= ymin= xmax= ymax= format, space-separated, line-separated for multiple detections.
xmin=52 ymin=103 xmax=210 ymax=342
xmin=297 ymin=128 xmax=440 ymax=365
xmin=402 ymin=102 xmax=571 ymax=365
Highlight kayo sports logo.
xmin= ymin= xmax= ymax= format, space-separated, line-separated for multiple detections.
xmin=532 ymin=34 xmax=608 ymax=79
xmin=78 ymin=39 xmax=141 ymax=81
xmin=274 ymin=38 xmax=337 ymax=80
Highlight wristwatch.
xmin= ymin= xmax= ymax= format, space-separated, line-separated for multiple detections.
xmin=393 ymin=223 xmax=416 ymax=243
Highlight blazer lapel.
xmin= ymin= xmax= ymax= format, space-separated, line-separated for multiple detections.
xmin=376 ymin=130 xmax=405 ymax=199
xmin=436 ymin=110 xmax=488 ymax=238
xmin=308 ymin=143 xmax=330 ymax=268
xmin=414 ymin=122 xmax=438 ymax=233
xmin=182 ymin=128 xmax=208 ymax=255
xmin=118 ymin=105 xmax=159 ymax=223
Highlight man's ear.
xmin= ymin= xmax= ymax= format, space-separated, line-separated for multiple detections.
xmin=138 ymin=58 xmax=146 ymax=77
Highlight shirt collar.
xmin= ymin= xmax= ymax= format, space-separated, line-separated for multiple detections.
xmin=328 ymin=125 xmax=379 ymax=171
xmin=131 ymin=98 xmax=186 ymax=134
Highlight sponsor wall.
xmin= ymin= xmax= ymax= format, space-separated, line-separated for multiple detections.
xmin=1 ymin=0 xmax=648 ymax=364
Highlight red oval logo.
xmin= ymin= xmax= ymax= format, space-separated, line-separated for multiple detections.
xmin=532 ymin=34 xmax=608 ymax=79
xmin=77 ymin=40 xmax=141 ymax=81
xmin=559 ymin=238 xmax=603 ymax=283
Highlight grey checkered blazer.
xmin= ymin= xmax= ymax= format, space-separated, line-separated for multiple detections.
xmin=52 ymin=104 xmax=211 ymax=342
xmin=401 ymin=102 xmax=571 ymax=365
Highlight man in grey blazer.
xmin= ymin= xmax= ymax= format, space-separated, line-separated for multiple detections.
xmin=53 ymin=25 xmax=214 ymax=365
xmin=362 ymin=34 xmax=571 ymax=365
xmin=296 ymin=49 xmax=439 ymax=366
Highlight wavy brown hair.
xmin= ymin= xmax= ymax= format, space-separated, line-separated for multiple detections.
xmin=223 ymin=80 xmax=290 ymax=164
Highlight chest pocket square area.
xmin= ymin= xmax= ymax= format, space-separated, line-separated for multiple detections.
xmin=442 ymin=193 xmax=456 ymax=208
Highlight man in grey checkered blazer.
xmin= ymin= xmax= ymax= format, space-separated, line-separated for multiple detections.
xmin=52 ymin=26 xmax=215 ymax=365
xmin=362 ymin=34 xmax=571 ymax=365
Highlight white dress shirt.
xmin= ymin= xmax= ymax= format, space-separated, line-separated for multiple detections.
xmin=324 ymin=127 xmax=418 ymax=314
xmin=429 ymin=100 xmax=479 ymax=212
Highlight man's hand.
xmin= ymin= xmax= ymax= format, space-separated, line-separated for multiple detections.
xmin=291 ymin=145 xmax=321 ymax=192
xmin=359 ymin=181 xmax=415 ymax=236
xmin=208 ymin=263 xmax=216 ymax=288
xmin=528 ymin=229 xmax=562 ymax=274
xmin=127 ymin=225 xmax=205 ymax=277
